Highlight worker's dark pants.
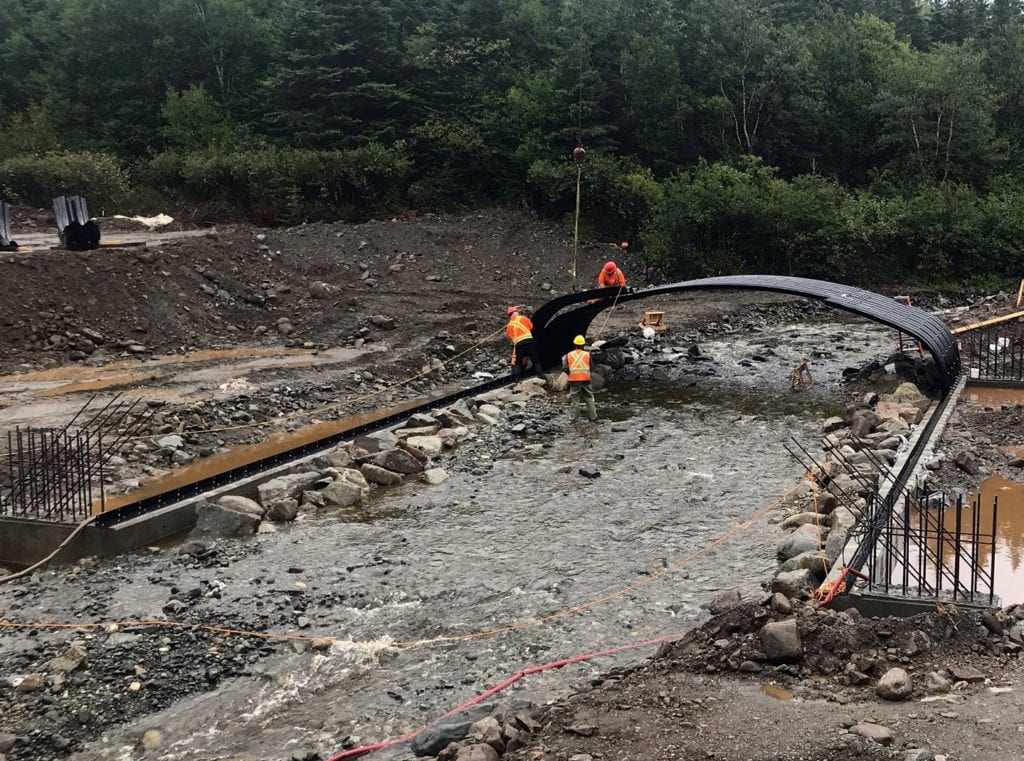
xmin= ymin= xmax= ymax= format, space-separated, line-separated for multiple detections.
xmin=513 ymin=339 xmax=541 ymax=378
xmin=567 ymin=381 xmax=597 ymax=422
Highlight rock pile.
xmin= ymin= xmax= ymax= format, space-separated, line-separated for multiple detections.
xmin=665 ymin=597 xmax=1022 ymax=701
xmin=191 ymin=379 xmax=552 ymax=538
xmin=770 ymin=382 xmax=932 ymax=598
xmin=408 ymin=702 xmax=540 ymax=760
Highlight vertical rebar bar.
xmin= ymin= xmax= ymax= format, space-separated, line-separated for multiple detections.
xmin=990 ymin=494 xmax=999 ymax=605
xmin=936 ymin=496 xmax=945 ymax=594
xmin=970 ymin=492 xmax=981 ymax=603
xmin=954 ymin=495 xmax=963 ymax=602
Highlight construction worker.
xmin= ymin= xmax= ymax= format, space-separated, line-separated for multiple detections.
xmin=562 ymin=335 xmax=597 ymax=422
xmin=598 ymin=261 xmax=626 ymax=289
xmin=506 ymin=306 xmax=541 ymax=378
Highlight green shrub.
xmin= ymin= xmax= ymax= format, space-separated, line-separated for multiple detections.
xmin=0 ymin=152 xmax=130 ymax=210
xmin=139 ymin=143 xmax=411 ymax=223
xmin=527 ymin=153 xmax=663 ymax=239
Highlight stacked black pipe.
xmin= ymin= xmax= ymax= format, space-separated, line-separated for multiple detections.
xmin=53 ymin=195 xmax=101 ymax=250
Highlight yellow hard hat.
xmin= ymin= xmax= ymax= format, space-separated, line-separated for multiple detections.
xmin=573 ymin=335 xmax=586 ymax=346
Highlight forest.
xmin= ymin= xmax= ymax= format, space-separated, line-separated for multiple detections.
xmin=2 ymin=0 xmax=1024 ymax=285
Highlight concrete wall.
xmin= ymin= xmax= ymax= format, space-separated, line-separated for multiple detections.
xmin=0 ymin=500 xmax=197 ymax=567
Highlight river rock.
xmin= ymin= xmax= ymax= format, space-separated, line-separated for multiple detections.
xmin=141 ymin=729 xmax=164 ymax=751
xmin=829 ymin=506 xmax=858 ymax=532
xmin=322 ymin=469 xmax=370 ymax=507
xmin=781 ymin=512 xmax=825 ymax=529
xmin=194 ymin=501 xmax=260 ymax=537
xmin=708 ymin=588 xmax=742 ymax=615
xmin=878 ymin=417 xmax=910 ymax=434
xmin=851 ymin=722 xmax=893 ymax=745
xmin=266 ymin=498 xmax=299 ymax=522
xmin=0 ymin=735 xmax=15 ymax=754
xmin=361 ymin=448 xmax=425 ymax=474
xmin=468 ymin=717 xmax=504 ymax=753
xmin=215 ymin=495 xmax=264 ymax=517
xmin=925 ymin=671 xmax=952 ymax=693
xmin=547 ymin=372 xmax=569 ymax=392
xmin=770 ymin=593 xmax=792 ymax=614
xmin=309 ymin=281 xmax=335 ymax=299
xmin=777 ymin=524 xmax=820 ymax=561
xmin=478 ymin=403 xmax=502 ymax=419
xmin=876 ymin=667 xmax=913 ymax=700
xmin=406 ymin=435 xmax=443 ymax=456
xmin=404 ymin=413 xmax=439 ymax=429
xmin=772 ymin=569 xmax=816 ymax=597
xmin=822 ymin=416 xmax=845 ymax=434
xmin=370 ymin=314 xmax=397 ymax=330
xmin=948 ymin=665 xmax=985 ymax=684
xmin=851 ymin=410 xmax=880 ymax=437
xmin=48 ymin=643 xmax=87 ymax=673
xmin=759 ymin=619 xmax=802 ymax=663
xmin=954 ymin=453 xmax=980 ymax=476
xmin=257 ymin=471 xmax=323 ymax=514
xmin=424 ymin=468 xmax=449 ymax=485
xmin=411 ymin=706 xmax=495 ymax=756
xmin=157 ymin=434 xmax=184 ymax=450
xmin=778 ymin=551 xmax=828 ymax=578
xmin=16 ymin=674 xmax=43 ymax=692
xmin=455 ymin=746 xmax=499 ymax=761
xmin=476 ymin=412 xmax=499 ymax=426
xmin=360 ymin=463 xmax=404 ymax=486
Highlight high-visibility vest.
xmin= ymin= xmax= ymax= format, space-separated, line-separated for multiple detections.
xmin=506 ymin=314 xmax=533 ymax=345
xmin=566 ymin=349 xmax=591 ymax=382
xmin=598 ymin=268 xmax=626 ymax=288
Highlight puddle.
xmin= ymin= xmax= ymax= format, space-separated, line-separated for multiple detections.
xmin=99 ymin=397 xmax=430 ymax=512
xmin=760 ymin=683 xmax=794 ymax=700
xmin=963 ymin=385 xmax=1024 ymax=407
xmin=40 ymin=370 xmax=162 ymax=396
xmin=907 ymin=476 xmax=1024 ymax=603
xmin=966 ymin=475 xmax=1024 ymax=602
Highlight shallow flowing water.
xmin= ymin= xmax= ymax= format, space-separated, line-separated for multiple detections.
xmin=0 ymin=318 xmax=900 ymax=761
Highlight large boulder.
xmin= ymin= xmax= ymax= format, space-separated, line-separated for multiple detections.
xmin=708 ymin=588 xmax=742 ymax=615
xmin=772 ymin=569 xmax=817 ymax=597
xmin=360 ymin=448 xmax=425 ymax=474
xmin=266 ymin=498 xmax=299 ymax=522
xmin=758 ymin=619 xmax=803 ymax=663
xmin=257 ymin=471 xmax=323 ymax=516
xmin=406 ymin=435 xmax=444 ymax=456
xmin=360 ymin=463 xmax=404 ymax=486
xmin=850 ymin=410 xmax=880 ymax=438
xmin=194 ymin=501 xmax=260 ymax=537
xmin=410 ymin=705 xmax=496 ymax=756
xmin=777 ymin=551 xmax=829 ymax=578
xmin=777 ymin=524 xmax=820 ymax=561
xmin=321 ymin=469 xmax=370 ymax=507
xmin=876 ymin=668 xmax=913 ymax=701
xmin=215 ymin=495 xmax=264 ymax=517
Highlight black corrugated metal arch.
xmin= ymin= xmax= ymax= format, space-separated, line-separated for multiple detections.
xmin=531 ymin=276 xmax=961 ymax=395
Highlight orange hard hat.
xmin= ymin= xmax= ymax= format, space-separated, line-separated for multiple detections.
xmin=506 ymin=305 xmax=519 ymax=315
xmin=603 ymin=261 xmax=617 ymax=272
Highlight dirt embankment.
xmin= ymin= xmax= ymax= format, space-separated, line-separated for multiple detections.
xmin=0 ymin=209 xmax=645 ymax=374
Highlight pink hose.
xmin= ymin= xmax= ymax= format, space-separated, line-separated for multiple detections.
xmin=325 ymin=633 xmax=681 ymax=761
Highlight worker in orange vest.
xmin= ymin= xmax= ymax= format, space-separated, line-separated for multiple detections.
xmin=506 ymin=306 xmax=541 ymax=378
xmin=562 ymin=335 xmax=597 ymax=422
xmin=598 ymin=261 xmax=626 ymax=289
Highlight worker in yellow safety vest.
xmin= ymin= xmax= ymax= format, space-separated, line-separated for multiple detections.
xmin=562 ymin=335 xmax=597 ymax=422
xmin=506 ymin=306 xmax=541 ymax=378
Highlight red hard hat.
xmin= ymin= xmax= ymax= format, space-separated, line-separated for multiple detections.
xmin=620 ymin=241 xmax=629 ymax=249
xmin=604 ymin=261 xmax=616 ymax=272
xmin=506 ymin=306 xmax=519 ymax=315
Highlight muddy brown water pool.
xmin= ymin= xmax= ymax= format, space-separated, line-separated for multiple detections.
xmin=0 ymin=319 xmax=901 ymax=761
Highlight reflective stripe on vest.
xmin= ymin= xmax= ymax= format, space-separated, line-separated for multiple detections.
xmin=507 ymin=314 xmax=532 ymax=344
xmin=566 ymin=349 xmax=591 ymax=382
